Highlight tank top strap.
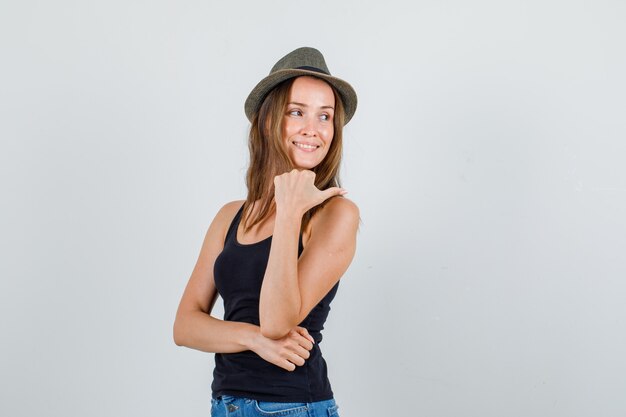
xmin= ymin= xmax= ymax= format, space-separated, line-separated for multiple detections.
xmin=224 ymin=203 xmax=245 ymax=244
xmin=222 ymin=202 xmax=304 ymax=252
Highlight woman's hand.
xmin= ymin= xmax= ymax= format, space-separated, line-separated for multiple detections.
xmin=273 ymin=169 xmax=345 ymax=216
xmin=249 ymin=326 xmax=315 ymax=371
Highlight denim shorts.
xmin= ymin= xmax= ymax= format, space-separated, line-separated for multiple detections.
xmin=210 ymin=395 xmax=339 ymax=417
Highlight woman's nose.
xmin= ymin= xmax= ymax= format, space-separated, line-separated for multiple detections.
xmin=300 ymin=117 xmax=318 ymax=136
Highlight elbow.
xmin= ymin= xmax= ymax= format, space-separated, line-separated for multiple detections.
xmin=260 ymin=326 xmax=290 ymax=340
xmin=172 ymin=317 xmax=187 ymax=347
xmin=173 ymin=330 xmax=184 ymax=347
xmin=259 ymin=304 xmax=303 ymax=339
xmin=259 ymin=322 xmax=293 ymax=340
xmin=259 ymin=320 xmax=296 ymax=340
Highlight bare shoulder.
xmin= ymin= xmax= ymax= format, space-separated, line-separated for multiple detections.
xmin=310 ymin=196 xmax=360 ymax=236
xmin=323 ymin=196 xmax=359 ymax=219
xmin=217 ymin=200 xmax=245 ymax=219
xmin=210 ymin=200 xmax=245 ymax=239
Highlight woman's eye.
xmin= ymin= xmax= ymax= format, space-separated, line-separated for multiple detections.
xmin=288 ymin=109 xmax=302 ymax=116
xmin=320 ymin=114 xmax=331 ymax=121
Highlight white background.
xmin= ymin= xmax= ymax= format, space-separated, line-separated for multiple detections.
xmin=1 ymin=1 xmax=625 ymax=416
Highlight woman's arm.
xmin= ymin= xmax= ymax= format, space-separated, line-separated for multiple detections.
xmin=173 ymin=201 xmax=314 ymax=371
xmin=259 ymin=170 xmax=360 ymax=339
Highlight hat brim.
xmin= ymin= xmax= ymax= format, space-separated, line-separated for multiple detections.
xmin=244 ymin=69 xmax=357 ymax=125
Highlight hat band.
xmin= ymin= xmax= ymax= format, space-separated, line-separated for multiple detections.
xmin=295 ymin=65 xmax=329 ymax=75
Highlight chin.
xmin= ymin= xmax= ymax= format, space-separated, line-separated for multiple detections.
xmin=289 ymin=154 xmax=322 ymax=170
xmin=292 ymin=159 xmax=322 ymax=170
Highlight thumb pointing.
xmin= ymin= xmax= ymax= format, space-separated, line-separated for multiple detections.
xmin=321 ymin=187 xmax=347 ymax=201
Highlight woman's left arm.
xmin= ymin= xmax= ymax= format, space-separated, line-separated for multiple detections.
xmin=259 ymin=169 xmax=360 ymax=339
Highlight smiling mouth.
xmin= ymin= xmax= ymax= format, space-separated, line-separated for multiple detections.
xmin=292 ymin=141 xmax=320 ymax=151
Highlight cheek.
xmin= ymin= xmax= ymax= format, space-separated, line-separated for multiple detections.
xmin=282 ymin=121 xmax=298 ymax=141
xmin=325 ymin=127 xmax=335 ymax=143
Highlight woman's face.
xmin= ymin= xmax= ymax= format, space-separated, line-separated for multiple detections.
xmin=282 ymin=76 xmax=335 ymax=170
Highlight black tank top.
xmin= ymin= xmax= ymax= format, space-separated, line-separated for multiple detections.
xmin=211 ymin=204 xmax=339 ymax=402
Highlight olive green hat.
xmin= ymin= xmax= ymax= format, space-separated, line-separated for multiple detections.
xmin=244 ymin=47 xmax=358 ymax=125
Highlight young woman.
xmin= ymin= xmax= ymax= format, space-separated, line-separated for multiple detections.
xmin=173 ymin=47 xmax=359 ymax=417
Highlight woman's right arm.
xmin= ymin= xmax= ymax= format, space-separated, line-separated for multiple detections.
xmin=173 ymin=201 xmax=314 ymax=371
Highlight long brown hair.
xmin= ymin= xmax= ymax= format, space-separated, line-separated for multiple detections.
xmin=242 ymin=76 xmax=346 ymax=233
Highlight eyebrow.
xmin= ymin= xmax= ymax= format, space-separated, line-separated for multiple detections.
xmin=288 ymin=102 xmax=335 ymax=110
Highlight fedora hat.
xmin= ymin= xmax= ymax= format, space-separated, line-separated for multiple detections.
xmin=244 ymin=47 xmax=358 ymax=125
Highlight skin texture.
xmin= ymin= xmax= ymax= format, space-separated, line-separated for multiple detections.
xmin=173 ymin=75 xmax=360 ymax=371
xmin=282 ymin=76 xmax=335 ymax=171
xmin=259 ymin=170 xmax=356 ymax=338
xmin=173 ymin=200 xmax=315 ymax=372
